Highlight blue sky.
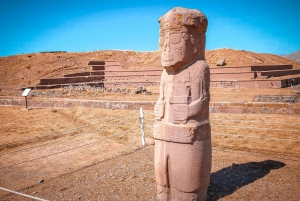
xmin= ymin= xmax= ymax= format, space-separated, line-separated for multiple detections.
xmin=0 ymin=0 xmax=299 ymax=57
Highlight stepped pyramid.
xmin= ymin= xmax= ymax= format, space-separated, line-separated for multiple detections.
xmin=210 ymin=64 xmax=300 ymax=88
xmin=33 ymin=61 xmax=300 ymax=89
xmin=35 ymin=60 xmax=161 ymax=89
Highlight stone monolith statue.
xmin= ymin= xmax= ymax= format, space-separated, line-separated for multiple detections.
xmin=153 ymin=7 xmax=211 ymax=201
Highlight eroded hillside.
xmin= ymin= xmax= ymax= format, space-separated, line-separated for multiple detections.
xmin=206 ymin=48 xmax=300 ymax=67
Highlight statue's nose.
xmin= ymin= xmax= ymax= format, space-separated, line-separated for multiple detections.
xmin=163 ymin=38 xmax=170 ymax=53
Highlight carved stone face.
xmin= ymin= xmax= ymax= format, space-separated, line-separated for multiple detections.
xmin=158 ymin=7 xmax=208 ymax=70
xmin=159 ymin=28 xmax=200 ymax=70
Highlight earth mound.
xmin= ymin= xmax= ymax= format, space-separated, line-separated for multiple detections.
xmin=0 ymin=48 xmax=299 ymax=88
xmin=285 ymin=50 xmax=300 ymax=63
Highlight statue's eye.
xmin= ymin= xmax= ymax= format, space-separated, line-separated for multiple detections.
xmin=183 ymin=34 xmax=189 ymax=41
xmin=169 ymin=33 xmax=181 ymax=44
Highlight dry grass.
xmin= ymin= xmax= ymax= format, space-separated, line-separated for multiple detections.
xmin=210 ymin=113 xmax=300 ymax=158
xmin=0 ymin=106 xmax=299 ymax=200
xmin=0 ymin=106 xmax=154 ymax=154
xmin=1 ymin=106 xmax=299 ymax=158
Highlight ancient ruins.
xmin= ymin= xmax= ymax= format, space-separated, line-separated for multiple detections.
xmin=153 ymin=7 xmax=211 ymax=201
xmin=210 ymin=64 xmax=300 ymax=88
xmin=32 ymin=61 xmax=300 ymax=90
xmin=34 ymin=60 xmax=161 ymax=89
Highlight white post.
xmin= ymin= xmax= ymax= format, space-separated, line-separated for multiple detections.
xmin=140 ymin=107 xmax=146 ymax=146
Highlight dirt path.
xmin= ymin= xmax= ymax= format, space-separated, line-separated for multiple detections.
xmin=1 ymin=146 xmax=299 ymax=201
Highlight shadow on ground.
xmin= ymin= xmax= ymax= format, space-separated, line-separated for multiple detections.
xmin=207 ymin=160 xmax=285 ymax=201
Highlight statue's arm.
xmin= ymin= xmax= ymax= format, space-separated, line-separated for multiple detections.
xmin=188 ymin=73 xmax=210 ymax=118
xmin=173 ymin=71 xmax=210 ymax=123
xmin=187 ymin=97 xmax=209 ymax=117
xmin=172 ymin=96 xmax=208 ymax=123
xmin=154 ymin=70 xmax=166 ymax=120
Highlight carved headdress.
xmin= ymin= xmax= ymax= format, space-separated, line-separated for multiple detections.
xmin=159 ymin=7 xmax=208 ymax=33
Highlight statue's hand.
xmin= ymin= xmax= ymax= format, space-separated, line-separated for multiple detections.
xmin=172 ymin=104 xmax=188 ymax=123
xmin=154 ymin=101 xmax=165 ymax=120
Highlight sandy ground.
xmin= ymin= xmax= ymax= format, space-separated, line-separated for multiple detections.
xmin=0 ymin=106 xmax=299 ymax=200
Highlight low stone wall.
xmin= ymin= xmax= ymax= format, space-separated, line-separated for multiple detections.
xmin=0 ymin=98 xmax=155 ymax=110
xmin=209 ymin=102 xmax=300 ymax=114
xmin=210 ymin=80 xmax=283 ymax=88
xmin=1 ymin=98 xmax=299 ymax=114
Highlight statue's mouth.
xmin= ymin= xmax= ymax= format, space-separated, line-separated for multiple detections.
xmin=162 ymin=59 xmax=172 ymax=64
xmin=162 ymin=53 xmax=173 ymax=63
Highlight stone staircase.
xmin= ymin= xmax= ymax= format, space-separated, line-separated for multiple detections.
xmin=31 ymin=62 xmax=300 ymax=89
xmin=210 ymin=64 xmax=300 ymax=88
xmin=34 ymin=60 xmax=162 ymax=89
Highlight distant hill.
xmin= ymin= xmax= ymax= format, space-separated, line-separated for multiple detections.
xmin=1 ymin=48 xmax=300 ymax=88
xmin=205 ymin=48 xmax=300 ymax=68
xmin=285 ymin=50 xmax=300 ymax=63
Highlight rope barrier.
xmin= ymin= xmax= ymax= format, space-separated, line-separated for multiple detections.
xmin=0 ymin=127 xmax=141 ymax=169
xmin=144 ymin=125 xmax=154 ymax=129
xmin=143 ymin=124 xmax=300 ymax=141
xmin=3 ymin=109 xmax=138 ymax=146
xmin=211 ymin=124 xmax=300 ymax=132
xmin=0 ymin=186 xmax=49 ymax=201
xmin=145 ymin=118 xmax=156 ymax=121
xmin=0 ymin=115 xmax=139 ymax=156
xmin=210 ymin=118 xmax=300 ymax=125
xmin=212 ymin=132 xmax=300 ymax=142
xmin=144 ymin=119 xmax=300 ymax=161
xmin=147 ymin=118 xmax=300 ymax=126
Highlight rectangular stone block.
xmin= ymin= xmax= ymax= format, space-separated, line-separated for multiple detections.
xmin=211 ymin=102 xmax=227 ymax=107
xmin=227 ymin=106 xmax=243 ymax=113
xmin=227 ymin=102 xmax=246 ymax=107
xmin=260 ymin=107 xmax=276 ymax=114
xmin=209 ymin=106 xmax=215 ymax=113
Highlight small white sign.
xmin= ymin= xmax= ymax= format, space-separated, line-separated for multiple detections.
xmin=22 ymin=88 xmax=31 ymax=97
